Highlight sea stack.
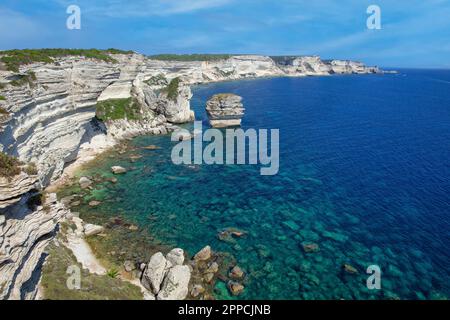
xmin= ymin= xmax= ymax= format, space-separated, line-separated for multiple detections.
xmin=206 ymin=93 xmax=245 ymax=128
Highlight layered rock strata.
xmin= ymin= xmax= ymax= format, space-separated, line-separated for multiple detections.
xmin=206 ymin=94 xmax=245 ymax=128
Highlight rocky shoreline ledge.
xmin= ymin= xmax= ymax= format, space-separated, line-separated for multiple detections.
xmin=0 ymin=49 xmax=383 ymax=300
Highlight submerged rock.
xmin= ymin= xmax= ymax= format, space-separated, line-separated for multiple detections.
xmin=343 ymin=264 xmax=359 ymax=274
xmin=206 ymin=93 xmax=245 ymax=128
xmin=79 ymin=176 xmax=92 ymax=189
xmin=111 ymin=166 xmax=127 ymax=174
xmin=88 ymin=200 xmax=101 ymax=207
xmin=142 ymin=145 xmax=161 ymax=150
xmin=302 ymin=243 xmax=320 ymax=253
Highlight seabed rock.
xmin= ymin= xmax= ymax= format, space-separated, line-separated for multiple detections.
xmin=84 ymin=223 xmax=104 ymax=236
xmin=111 ymin=166 xmax=127 ymax=174
xmin=79 ymin=176 xmax=92 ymax=189
xmin=302 ymin=242 xmax=320 ymax=253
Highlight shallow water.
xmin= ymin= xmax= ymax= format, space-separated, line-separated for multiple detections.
xmin=68 ymin=70 xmax=450 ymax=299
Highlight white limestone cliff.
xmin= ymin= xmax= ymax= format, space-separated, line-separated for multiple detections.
xmin=0 ymin=51 xmax=381 ymax=300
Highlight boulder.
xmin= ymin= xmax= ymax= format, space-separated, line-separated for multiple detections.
xmin=142 ymin=252 xmax=170 ymax=294
xmin=205 ymin=261 xmax=219 ymax=274
xmin=229 ymin=265 xmax=244 ymax=279
xmin=111 ymin=166 xmax=127 ymax=174
xmin=79 ymin=176 xmax=92 ymax=189
xmin=166 ymin=248 xmax=185 ymax=266
xmin=206 ymin=94 xmax=245 ymax=128
xmin=157 ymin=265 xmax=191 ymax=300
xmin=191 ymin=284 xmax=205 ymax=298
xmin=194 ymin=245 xmax=212 ymax=261
xmin=124 ymin=260 xmax=135 ymax=272
xmin=83 ymin=223 xmax=104 ymax=236
xmin=88 ymin=200 xmax=101 ymax=207
xmin=227 ymin=281 xmax=244 ymax=296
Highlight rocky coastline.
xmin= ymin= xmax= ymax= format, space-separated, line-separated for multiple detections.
xmin=0 ymin=50 xmax=383 ymax=300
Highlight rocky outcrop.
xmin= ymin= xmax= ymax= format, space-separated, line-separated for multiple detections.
xmin=206 ymin=94 xmax=245 ymax=128
xmin=141 ymin=250 xmax=191 ymax=300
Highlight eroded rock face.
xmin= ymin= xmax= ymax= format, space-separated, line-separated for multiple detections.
xmin=0 ymin=193 xmax=67 ymax=300
xmin=206 ymin=94 xmax=245 ymax=128
xmin=0 ymin=172 xmax=38 ymax=209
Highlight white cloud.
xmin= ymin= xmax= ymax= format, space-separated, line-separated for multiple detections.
xmin=55 ymin=0 xmax=234 ymax=17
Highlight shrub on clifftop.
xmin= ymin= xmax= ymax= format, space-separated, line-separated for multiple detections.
xmin=0 ymin=48 xmax=132 ymax=72
xmin=0 ymin=152 xmax=21 ymax=178
xmin=162 ymin=77 xmax=181 ymax=102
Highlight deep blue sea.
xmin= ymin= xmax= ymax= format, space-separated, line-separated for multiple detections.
xmin=72 ymin=70 xmax=450 ymax=299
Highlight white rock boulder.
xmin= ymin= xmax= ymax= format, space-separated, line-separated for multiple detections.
xmin=157 ymin=265 xmax=191 ymax=300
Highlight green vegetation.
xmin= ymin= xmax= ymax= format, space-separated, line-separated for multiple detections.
xmin=24 ymin=162 xmax=38 ymax=175
xmin=149 ymin=54 xmax=232 ymax=61
xmin=0 ymin=95 xmax=6 ymax=100
xmin=0 ymin=83 xmax=6 ymax=89
xmin=0 ymin=152 xmax=21 ymax=178
xmin=10 ymin=71 xmax=37 ymax=87
xmin=95 ymin=98 xmax=141 ymax=121
xmin=144 ymin=74 xmax=168 ymax=86
xmin=0 ymin=107 xmax=7 ymax=115
xmin=214 ymin=93 xmax=236 ymax=101
xmin=40 ymin=241 xmax=143 ymax=300
xmin=162 ymin=77 xmax=181 ymax=101
xmin=0 ymin=48 xmax=133 ymax=72
xmin=107 ymin=268 xmax=120 ymax=279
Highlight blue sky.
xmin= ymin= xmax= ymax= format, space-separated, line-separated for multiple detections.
xmin=1 ymin=0 xmax=449 ymax=68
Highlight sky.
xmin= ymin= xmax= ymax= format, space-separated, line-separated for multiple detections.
xmin=0 ymin=0 xmax=449 ymax=68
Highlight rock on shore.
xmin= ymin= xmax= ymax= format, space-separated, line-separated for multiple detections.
xmin=206 ymin=94 xmax=245 ymax=128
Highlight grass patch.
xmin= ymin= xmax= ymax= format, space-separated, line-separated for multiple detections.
xmin=144 ymin=74 xmax=168 ymax=86
xmin=0 ymin=152 xmax=21 ymax=178
xmin=149 ymin=54 xmax=232 ymax=61
xmin=40 ymin=241 xmax=143 ymax=300
xmin=162 ymin=77 xmax=181 ymax=102
xmin=0 ymin=48 xmax=132 ymax=72
xmin=95 ymin=98 xmax=141 ymax=121
xmin=0 ymin=95 xmax=5 ymax=101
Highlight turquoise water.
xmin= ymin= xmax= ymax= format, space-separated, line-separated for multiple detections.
xmin=74 ymin=70 xmax=450 ymax=299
